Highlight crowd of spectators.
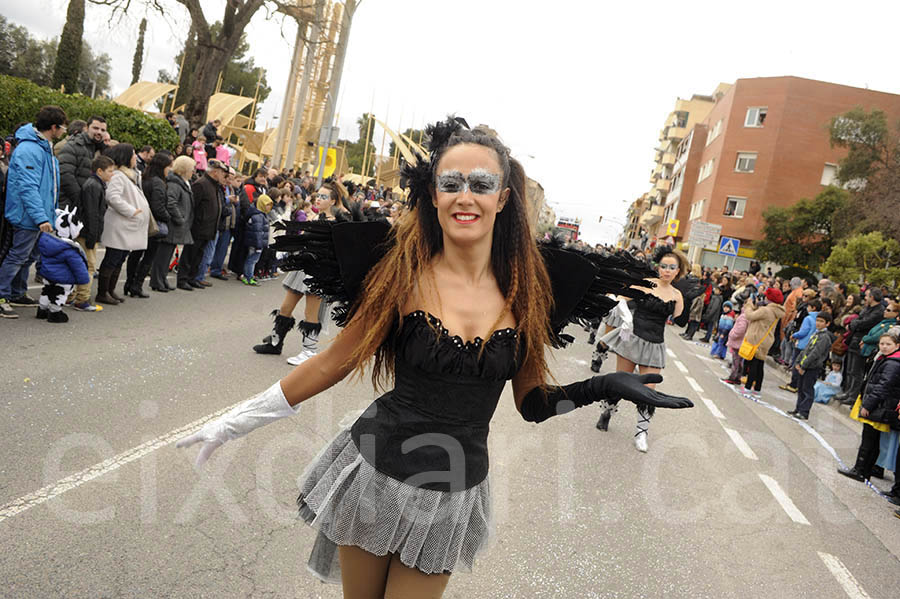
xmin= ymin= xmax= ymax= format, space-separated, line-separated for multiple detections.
xmin=613 ymin=243 xmax=900 ymax=513
xmin=0 ymin=105 xmax=402 ymax=321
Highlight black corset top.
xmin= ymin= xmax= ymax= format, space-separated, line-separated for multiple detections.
xmin=631 ymin=294 xmax=676 ymax=344
xmin=351 ymin=311 xmax=521 ymax=492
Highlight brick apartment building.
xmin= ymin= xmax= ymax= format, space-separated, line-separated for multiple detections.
xmin=625 ymin=90 xmax=725 ymax=244
xmin=626 ymin=76 xmax=900 ymax=269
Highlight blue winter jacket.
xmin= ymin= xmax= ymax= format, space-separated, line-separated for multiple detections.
xmin=37 ymin=233 xmax=90 ymax=286
xmin=792 ymin=311 xmax=819 ymax=350
xmin=243 ymin=203 xmax=269 ymax=249
xmin=5 ymin=124 xmax=59 ymax=230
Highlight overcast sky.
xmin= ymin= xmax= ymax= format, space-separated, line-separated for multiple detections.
xmin=5 ymin=0 xmax=900 ymax=244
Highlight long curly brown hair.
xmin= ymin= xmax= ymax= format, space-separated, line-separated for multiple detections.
xmin=341 ymin=128 xmax=554 ymax=389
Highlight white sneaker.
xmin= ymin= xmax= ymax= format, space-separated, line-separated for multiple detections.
xmin=634 ymin=432 xmax=649 ymax=453
xmin=286 ymin=348 xmax=317 ymax=366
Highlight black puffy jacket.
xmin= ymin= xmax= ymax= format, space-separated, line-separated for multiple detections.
xmin=849 ymin=304 xmax=885 ymax=349
xmin=79 ymin=174 xmax=107 ymax=249
xmin=142 ymin=175 xmax=171 ymax=224
xmin=860 ymin=350 xmax=900 ymax=423
xmin=58 ymin=132 xmax=103 ymax=210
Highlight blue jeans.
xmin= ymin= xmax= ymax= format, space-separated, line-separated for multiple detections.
xmin=0 ymin=228 xmax=41 ymax=299
xmin=210 ymin=230 xmax=232 ymax=276
xmin=794 ymin=367 xmax=820 ymax=417
xmin=244 ymin=247 xmax=261 ymax=280
xmin=711 ymin=334 xmax=728 ymax=359
xmin=196 ymin=235 xmax=217 ymax=282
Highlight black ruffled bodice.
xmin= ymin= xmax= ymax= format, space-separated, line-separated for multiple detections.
xmin=351 ymin=311 xmax=520 ymax=492
xmin=631 ymin=295 xmax=676 ymax=344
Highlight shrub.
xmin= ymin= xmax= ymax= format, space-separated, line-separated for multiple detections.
xmin=0 ymin=75 xmax=178 ymax=151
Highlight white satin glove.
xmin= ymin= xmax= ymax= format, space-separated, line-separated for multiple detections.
xmin=616 ymin=299 xmax=635 ymax=341
xmin=176 ymin=381 xmax=300 ymax=469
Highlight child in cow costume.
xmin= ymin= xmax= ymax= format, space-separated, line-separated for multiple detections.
xmin=35 ymin=206 xmax=91 ymax=322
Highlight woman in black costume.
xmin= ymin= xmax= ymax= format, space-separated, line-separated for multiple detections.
xmin=595 ymin=245 xmax=686 ymax=452
xmin=178 ymin=119 xmax=692 ymax=598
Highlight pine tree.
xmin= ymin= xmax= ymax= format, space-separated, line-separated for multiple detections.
xmin=130 ymin=17 xmax=147 ymax=85
xmin=51 ymin=0 xmax=84 ymax=93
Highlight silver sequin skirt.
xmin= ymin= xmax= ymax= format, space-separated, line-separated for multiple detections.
xmin=600 ymin=328 xmax=666 ymax=368
xmin=282 ymin=270 xmax=309 ymax=294
xmin=297 ymin=427 xmax=494 ymax=583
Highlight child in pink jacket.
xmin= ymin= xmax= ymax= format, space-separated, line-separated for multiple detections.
xmin=724 ymin=310 xmax=749 ymax=384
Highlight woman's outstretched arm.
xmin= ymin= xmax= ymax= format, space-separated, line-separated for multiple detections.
xmin=280 ymin=318 xmax=367 ymax=406
xmin=512 ymin=364 xmax=693 ymax=424
xmin=177 ymin=317 xmax=370 ymax=467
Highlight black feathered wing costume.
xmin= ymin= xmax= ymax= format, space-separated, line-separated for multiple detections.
xmin=271 ymin=219 xmax=656 ymax=343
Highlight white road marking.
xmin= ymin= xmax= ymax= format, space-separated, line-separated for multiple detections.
xmin=700 ymin=397 xmax=725 ymax=420
xmin=722 ymin=427 xmax=758 ymax=460
xmin=673 ymin=360 xmax=689 ymax=374
xmin=684 ymin=376 xmax=704 ymax=394
xmin=758 ymin=474 xmax=810 ymax=525
xmin=666 ymin=348 xmax=676 ymax=358
xmin=0 ymin=402 xmax=239 ymax=524
xmin=817 ymin=552 xmax=872 ymax=599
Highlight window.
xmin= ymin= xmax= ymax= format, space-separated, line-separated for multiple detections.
xmin=697 ymin=158 xmax=715 ymax=183
xmin=671 ymin=169 xmax=683 ymax=195
xmin=689 ymin=198 xmax=707 ymax=220
xmin=724 ymin=196 xmax=746 ymax=218
xmin=821 ymin=163 xmax=838 ymax=186
xmin=745 ymin=107 xmax=767 ymax=127
xmin=706 ymin=119 xmax=722 ymax=146
xmin=735 ymin=152 xmax=757 ymax=173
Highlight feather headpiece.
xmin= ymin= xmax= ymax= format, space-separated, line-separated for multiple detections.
xmin=400 ymin=116 xmax=470 ymax=209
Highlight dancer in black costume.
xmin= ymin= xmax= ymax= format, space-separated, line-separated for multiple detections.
xmin=178 ymin=118 xmax=692 ymax=598
xmin=595 ymin=245 xmax=687 ymax=452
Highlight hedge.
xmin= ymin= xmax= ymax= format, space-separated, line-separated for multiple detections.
xmin=0 ymin=75 xmax=179 ymax=151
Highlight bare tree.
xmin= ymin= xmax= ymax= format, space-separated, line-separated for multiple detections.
xmin=90 ymin=0 xmax=323 ymax=126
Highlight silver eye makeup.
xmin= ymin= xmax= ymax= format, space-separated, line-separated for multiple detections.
xmin=435 ymin=169 xmax=502 ymax=195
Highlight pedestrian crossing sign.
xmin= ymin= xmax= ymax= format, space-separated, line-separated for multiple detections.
xmin=718 ymin=236 xmax=740 ymax=256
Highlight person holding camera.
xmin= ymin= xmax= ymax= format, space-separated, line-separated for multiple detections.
xmin=741 ymin=287 xmax=785 ymax=398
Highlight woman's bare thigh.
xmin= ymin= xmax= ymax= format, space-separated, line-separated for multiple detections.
xmin=383 ymin=553 xmax=451 ymax=599
xmin=338 ymin=545 xmax=391 ymax=599
xmin=616 ymin=354 xmax=637 ymax=374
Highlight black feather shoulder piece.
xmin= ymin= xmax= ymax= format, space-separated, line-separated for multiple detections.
xmin=539 ymin=239 xmax=656 ymax=346
xmin=271 ymin=220 xmax=393 ymax=325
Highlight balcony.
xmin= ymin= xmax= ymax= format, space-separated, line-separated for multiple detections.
xmin=666 ymin=125 xmax=687 ymax=141
xmin=655 ymin=178 xmax=671 ymax=193
xmin=639 ymin=204 xmax=664 ymax=227
xmin=661 ymin=151 xmax=676 ymax=166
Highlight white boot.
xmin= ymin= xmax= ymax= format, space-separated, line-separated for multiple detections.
xmin=287 ymin=320 xmax=321 ymax=366
xmin=634 ymin=431 xmax=649 ymax=453
xmin=634 ymin=405 xmax=653 ymax=453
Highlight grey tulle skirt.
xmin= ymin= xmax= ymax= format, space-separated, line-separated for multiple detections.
xmin=297 ymin=427 xmax=493 ymax=583
xmin=600 ymin=328 xmax=666 ymax=368
xmin=282 ymin=270 xmax=309 ymax=294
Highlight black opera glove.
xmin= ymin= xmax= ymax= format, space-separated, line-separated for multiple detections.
xmin=520 ymin=372 xmax=694 ymax=423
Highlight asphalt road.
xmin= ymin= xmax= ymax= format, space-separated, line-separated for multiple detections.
xmin=1 ymin=275 xmax=899 ymax=598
